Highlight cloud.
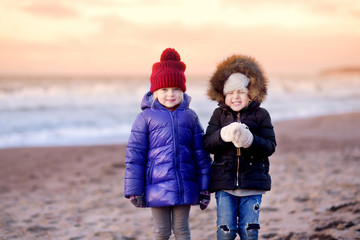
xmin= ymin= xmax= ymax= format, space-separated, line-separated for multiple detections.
xmin=3 ymin=17 xmax=359 ymax=75
xmin=221 ymin=0 xmax=360 ymax=21
xmin=286 ymin=0 xmax=360 ymax=20
xmin=21 ymin=2 xmax=80 ymax=19
xmin=1 ymin=0 xmax=360 ymax=75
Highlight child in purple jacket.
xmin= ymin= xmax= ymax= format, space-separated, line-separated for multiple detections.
xmin=124 ymin=48 xmax=212 ymax=239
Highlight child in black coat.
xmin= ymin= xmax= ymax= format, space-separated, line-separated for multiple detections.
xmin=203 ymin=55 xmax=276 ymax=240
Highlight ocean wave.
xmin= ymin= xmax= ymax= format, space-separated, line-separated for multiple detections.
xmin=1 ymin=74 xmax=360 ymax=148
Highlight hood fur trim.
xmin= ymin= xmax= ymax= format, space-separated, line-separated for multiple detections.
xmin=207 ymin=54 xmax=268 ymax=103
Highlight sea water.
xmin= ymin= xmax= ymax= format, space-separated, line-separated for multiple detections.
xmin=0 ymin=74 xmax=359 ymax=149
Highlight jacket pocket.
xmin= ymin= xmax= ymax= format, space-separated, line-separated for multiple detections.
xmin=243 ymin=158 xmax=269 ymax=179
xmin=147 ymin=160 xmax=155 ymax=184
xmin=210 ymin=161 xmax=227 ymax=181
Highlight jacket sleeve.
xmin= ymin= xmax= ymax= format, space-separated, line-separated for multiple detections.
xmin=192 ymin=115 xmax=212 ymax=191
xmin=203 ymin=108 xmax=233 ymax=154
xmin=124 ymin=112 xmax=149 ymax=198
xmin=246 ymin=109 xmax=276 ymax=157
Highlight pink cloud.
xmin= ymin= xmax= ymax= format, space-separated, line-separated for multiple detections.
xmin=22 ymin=2 xmax=79 ymax=19
xmin=1 ymin=18 xmax=360 ymax=76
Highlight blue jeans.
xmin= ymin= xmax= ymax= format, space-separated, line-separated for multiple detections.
xmin=215 ymin=191 xmax=262 ymax=240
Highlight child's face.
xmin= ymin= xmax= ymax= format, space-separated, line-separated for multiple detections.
xmin=154 ymin=87 xmax=183 ymax=110
xmin=225 ymin=89 xmax=250 ymax=112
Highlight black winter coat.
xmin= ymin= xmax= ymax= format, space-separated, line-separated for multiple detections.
xmin=203 ymin=101 xmax=276 ymax=192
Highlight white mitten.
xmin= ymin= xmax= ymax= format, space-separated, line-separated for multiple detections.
xmin=220 ymin=122 xmax=239 ymax=142
xmin=233 ymin=123 xmax=253 ymax=148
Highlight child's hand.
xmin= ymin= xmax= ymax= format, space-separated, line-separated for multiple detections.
xmin=233 ymin=123 xmax=253 ymax=148
xmin=130 ymin=194 xmax=145 ymax=208
xmin=199 ymin=191 xmax=211 ymax=210
xmin=220 ymin=122 xmax=239 ymax=142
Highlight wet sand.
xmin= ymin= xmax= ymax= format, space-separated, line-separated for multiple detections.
xmin=0 ymin=112 xmax=359 ymax=239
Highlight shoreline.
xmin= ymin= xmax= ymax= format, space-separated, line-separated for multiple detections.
xmin=1 ymin=112 xmax=360 ymax=239
xmin=1 ymin=110 xmax=360 ymax=151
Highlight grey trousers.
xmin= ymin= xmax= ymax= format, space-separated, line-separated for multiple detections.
xmin=151 ymin=205 xmax=191 ymax=240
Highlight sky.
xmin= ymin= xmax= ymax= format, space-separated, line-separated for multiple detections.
xmin=1 ymin=0 xmax=360 ymax=76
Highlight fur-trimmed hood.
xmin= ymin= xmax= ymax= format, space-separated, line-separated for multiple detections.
xmin=207 ymin=54 xmax=268 ymax=103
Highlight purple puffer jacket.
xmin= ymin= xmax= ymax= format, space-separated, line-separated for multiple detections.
xmin=124 ymin=91 xmax=212 ymax=207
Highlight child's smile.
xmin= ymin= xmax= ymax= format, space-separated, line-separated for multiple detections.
xmin=155 ymin=87 xmax=183 ymax=110
xmin=225 ymin=89 xmax=249 ymax=112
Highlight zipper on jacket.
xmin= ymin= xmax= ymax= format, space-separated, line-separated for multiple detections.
xmin=170 ymin=111 xmax=184 ymax=203
xmin=236 ymin=112 xmax=241 ymax=187
xmin=236 ymin=112 xmax=241 ymax=156
xmin=236 ymin=156 xmax=240 ymax=187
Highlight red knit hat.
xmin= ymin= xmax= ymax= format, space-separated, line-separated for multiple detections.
xmin=150 ymin=48 xmax=186 ymax=93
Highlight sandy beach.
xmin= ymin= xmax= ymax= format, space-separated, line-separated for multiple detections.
xmin=1 ymin=112 xmax=359 ymax=240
